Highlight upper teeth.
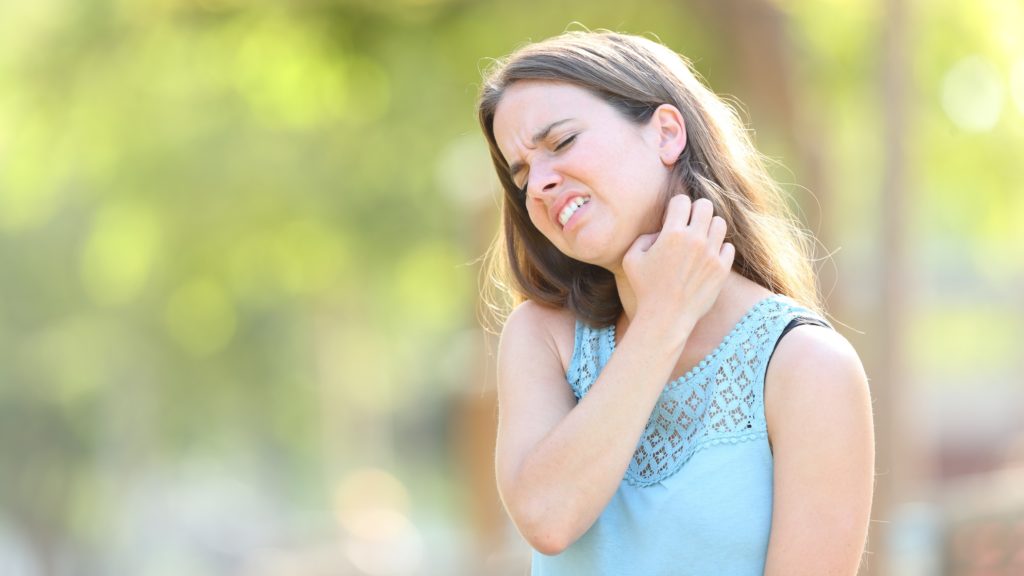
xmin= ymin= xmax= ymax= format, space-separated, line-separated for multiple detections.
xmin=559 ymin=196 xmax=590 ymax=226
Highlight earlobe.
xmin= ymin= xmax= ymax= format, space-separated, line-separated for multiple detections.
xmin=654 ymin=104 xmax=687 ymax=166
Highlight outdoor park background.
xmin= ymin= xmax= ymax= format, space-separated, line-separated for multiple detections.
xmin=1 ymin=0 xmax=1022 ymax=574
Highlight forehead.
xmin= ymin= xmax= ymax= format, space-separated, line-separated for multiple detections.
xmin=492 ymin=81 xmax=610 ymax=157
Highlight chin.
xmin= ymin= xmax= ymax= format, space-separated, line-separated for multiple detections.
xmin=565 ymin=246 xmax=626 ymax=273
xmin=553 ymin=227 xmax=627 ymax=269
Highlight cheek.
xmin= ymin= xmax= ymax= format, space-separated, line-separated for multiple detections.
xmin=525 ymin=201 xmax=552 ymax=233
xmin=586 ymin=137 xmax=659 ymax=190
xmin=627 ymin=151 xmax=671 ymax=198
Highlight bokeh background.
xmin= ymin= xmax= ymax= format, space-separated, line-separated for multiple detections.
xmin=1 ymin=0 xmax=1022 ymax=574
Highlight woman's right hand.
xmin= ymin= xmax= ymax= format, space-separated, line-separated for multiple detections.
xmin=622 ymin=195 xmax=735 ymax=342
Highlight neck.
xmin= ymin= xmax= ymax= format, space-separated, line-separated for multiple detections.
xmin=613 ymin=268 xmax=639 ymax=325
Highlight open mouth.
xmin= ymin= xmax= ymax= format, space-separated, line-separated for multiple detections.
xmin=558 ymin=196 xmax=590 ymax=227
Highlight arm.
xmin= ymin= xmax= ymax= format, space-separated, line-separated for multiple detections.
xmin=495 ymin=300 xmax=693 ymax=555
xmin=763 ymin=325 xmax=875 ymax=575
xmin=494 ymin=196 xmax=734 ymax=555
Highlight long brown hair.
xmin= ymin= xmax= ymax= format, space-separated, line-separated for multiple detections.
xmin=478 ymin=30 xmax=822 ymax=328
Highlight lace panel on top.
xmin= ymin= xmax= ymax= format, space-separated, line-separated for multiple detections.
xmin=566 ymin=295 xmax=829 ymax=487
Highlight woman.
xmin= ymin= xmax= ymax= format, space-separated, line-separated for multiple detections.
xmin=477 ymin=31 xmax=874 ymax=575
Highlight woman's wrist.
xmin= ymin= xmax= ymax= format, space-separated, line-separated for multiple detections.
xmin=629 ymin=306 xmax=697 ymax=356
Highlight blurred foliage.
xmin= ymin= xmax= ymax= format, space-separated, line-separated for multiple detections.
xmin=0 ymin=0 xmax=1021 ymax=574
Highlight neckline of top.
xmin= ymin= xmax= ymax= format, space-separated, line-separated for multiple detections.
xmin=607 ymin=293 xmax=786 ymax=388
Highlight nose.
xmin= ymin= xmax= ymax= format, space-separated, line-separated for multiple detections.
xmin=526 ymin=158 xmax=562 ymax=200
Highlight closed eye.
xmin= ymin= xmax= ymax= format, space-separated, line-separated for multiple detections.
xmin=554 ymin=134 xmax=577 ymax=151
xmin=511 ymin=133 xmax=578 ymax=197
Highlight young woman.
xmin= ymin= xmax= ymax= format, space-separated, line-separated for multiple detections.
xmin=477 ymin=31 xmax=874 ymax=575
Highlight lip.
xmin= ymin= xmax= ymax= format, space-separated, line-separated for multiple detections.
xmin=550 ymin=192 xmax=590 ymax=229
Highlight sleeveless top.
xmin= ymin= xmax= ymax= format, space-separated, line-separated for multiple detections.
xmin=530 ymin=294 xmax=831 ymax=576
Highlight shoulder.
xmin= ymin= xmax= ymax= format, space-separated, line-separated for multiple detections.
xmin=499 ymin=300 xmax=577 ymax=373
xmin=766 ymin=322 xmax=867 ymax=395
xmin=764 ymin=323 xmax=873 ymax=448
xmin=501 ymin=299 xmax=577 ymax=344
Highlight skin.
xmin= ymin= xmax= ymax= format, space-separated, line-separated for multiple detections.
xmin=491 ymin=80 xmax=874 ymax=573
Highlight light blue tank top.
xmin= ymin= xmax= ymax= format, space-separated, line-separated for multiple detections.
xmin=531 ymin=294 xmax=830 ymax=576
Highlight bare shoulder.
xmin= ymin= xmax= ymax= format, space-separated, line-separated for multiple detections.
xmin=764 ymin=324 xmax=872 ymax=446
xmin=766 ymin=324 xmax=868 ymax=405
xmin=502 ymin=298 xmax=575 ymax=333
xmin=500 ymin=300 xmax=577 ymax=373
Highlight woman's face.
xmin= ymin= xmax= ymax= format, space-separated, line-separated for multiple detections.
xmin=492 ymin=80 xmax=676 ymax=271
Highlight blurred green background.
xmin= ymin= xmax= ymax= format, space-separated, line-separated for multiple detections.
xmin=1 ymin=0 xmax=1022 ymax=574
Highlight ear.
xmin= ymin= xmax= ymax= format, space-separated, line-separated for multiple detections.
xmin=650 ymin=104 xmax=687 ymax=166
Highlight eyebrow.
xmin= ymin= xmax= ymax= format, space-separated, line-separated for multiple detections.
xmin=507 ymin=118 xmax=574 ymax=178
